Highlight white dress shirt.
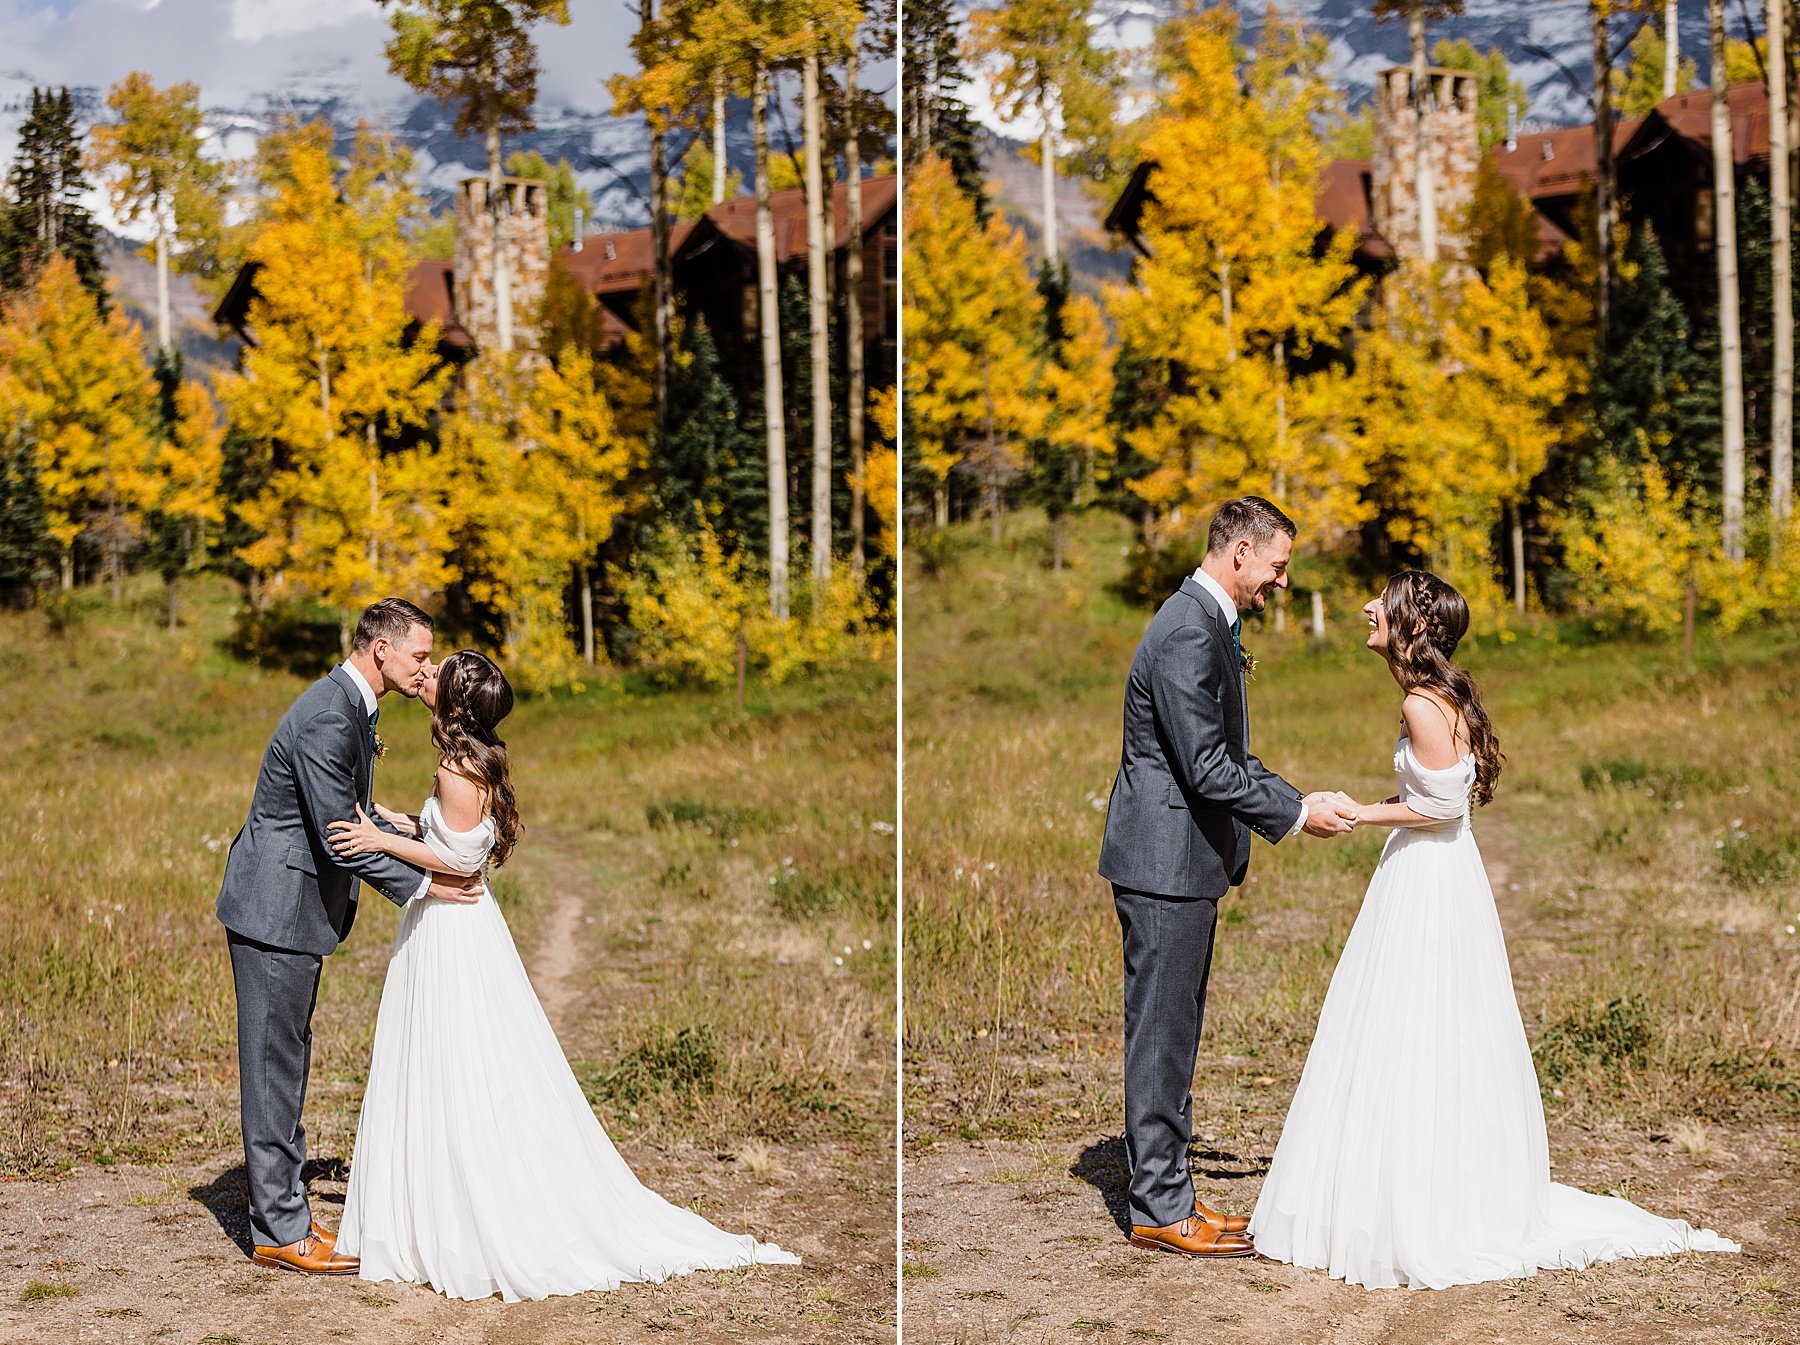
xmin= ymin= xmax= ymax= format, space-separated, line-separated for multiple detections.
xmin=339 ymin=661 xmax=433 ymax=902
xmin=1189 ymin=567 xmax=1309 ymax=838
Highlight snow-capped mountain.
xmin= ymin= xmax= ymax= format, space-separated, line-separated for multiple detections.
xmin=972 ymin=0 xmax=1735 ymax=137
xmin=0 ymin=66 xmax=773 ymax=244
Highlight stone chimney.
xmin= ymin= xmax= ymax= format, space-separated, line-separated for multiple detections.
xmin=453 ymin=176 xmax=549 ymax=353
xmin=1369 ymin=66 xmax=1480 ymax=265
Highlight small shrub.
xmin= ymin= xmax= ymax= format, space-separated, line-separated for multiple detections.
xmin=20 ymin=1281 xmax=75 ymax=1302
xmin=1717 ymin=834 xmax=1799 ymax=888
xmin=581 ymin=1024 xmax=720 ymax=1109
xmin=1534 ymin=994 xmax=1655 ymax=1084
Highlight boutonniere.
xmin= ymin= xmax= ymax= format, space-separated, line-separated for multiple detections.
xmin=372 ymin=731 xmax=388 ymax=763
xmin=1240 ymin=648 xmax=1259 ymax=682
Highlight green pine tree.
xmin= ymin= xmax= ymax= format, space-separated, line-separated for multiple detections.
xmin=902 ymin=0 xmax=989 ymax=215
xmin=0 ymin=422 xmax=56 ymax=607
xmin=3 ymin=87 xmax=107 ymax=310
xmin=1592 ymin=224 xmax=1722 ymax=498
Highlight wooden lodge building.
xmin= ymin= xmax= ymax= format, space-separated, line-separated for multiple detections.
xmin=1104 ymin=67 xmax=1779 ymax=303
xmin=214 ymin=172 xmax=899 ymax=404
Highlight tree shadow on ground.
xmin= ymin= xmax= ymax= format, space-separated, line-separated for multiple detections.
xmin=189 ymin=1156 xmax=351 ymax=1256
xmin=1072 ymin=1134 xmax=1271 ymax=1235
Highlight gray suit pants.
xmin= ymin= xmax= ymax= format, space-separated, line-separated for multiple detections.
xmin=1114 ymin=884 xmax=1220 ymax=1229
xmin=226 ymin=930 xmax=323 ymax=1248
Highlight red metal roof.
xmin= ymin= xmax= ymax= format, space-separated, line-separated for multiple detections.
xmin=558 ymin=222 xmax=698 ymax=296
xmin=403 ymin=259 xmax=470 ymax=347
xmin=1491 ymin=81 xmax=1773 ymax=201
xmin=1315 ymin=158 xmax=1392 ymax=259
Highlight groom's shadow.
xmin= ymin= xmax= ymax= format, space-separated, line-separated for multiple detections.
xmin=1072 ymin=1135 xmax=1271 ymax=1235
xmin=189 ymin=1157 xmax=350 ymax=1257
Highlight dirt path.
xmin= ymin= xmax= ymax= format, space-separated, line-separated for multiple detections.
xmin=902 ymin=834 xmax=1798 ymax=1345
xmin=0 ymin=835 xmax=893 ymax=1344
xmin=525 ymin=838 xmax=589 ymax=1035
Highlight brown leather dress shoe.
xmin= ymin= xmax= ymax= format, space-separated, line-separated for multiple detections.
xmin=310 ymin=1220 xmax=337 ymax=1248
xmin=251 ymin=1233 xmax=359 ymax=1275
xmin=1128 ymin=1215 xmax=1256 ymax=1259
xmin=1195 ymin=1199 xmax=1251 ymax=1236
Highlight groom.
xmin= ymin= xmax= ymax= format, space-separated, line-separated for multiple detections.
xmin=215 ymin=598 xmax=478 ymax=1275
xmin=1099 ymin=497 xmax=1356 ymax=1258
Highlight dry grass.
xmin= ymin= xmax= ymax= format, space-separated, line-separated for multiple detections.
xmin=0 ymin=572 xmax=895 ymax=1175
xmin=902 ymin=509 xmax=1800 ymax=1144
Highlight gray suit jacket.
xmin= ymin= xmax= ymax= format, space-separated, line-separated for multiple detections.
xmin=1098 ymin=577 xmax=1303 ymax=899
xmin=216 ymin=666 xmax=426 ymax=956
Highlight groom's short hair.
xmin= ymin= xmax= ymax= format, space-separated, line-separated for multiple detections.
xmin=352 ymin=598 xmax=434 ymax=652
xmin=1206 ymin=496 xmax=1297 ymax=555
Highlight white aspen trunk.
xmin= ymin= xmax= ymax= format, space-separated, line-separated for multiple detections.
xmin=649 ymin=23 xmax=671 ymax=426
xmin=753 ymin=63 xmax=790 ymax=619
xmin=845 ymin=39 xmax=867 ymax=583
xmin=486 ymin=121 xmax=514 ymax=354
xmin=1411 ymin=7 xmax=1438 ymax=265
xmin=713 ymin=75 xmax=729 ymax=204
xmin=368 ymin=424 xmax=379 ymax=578
xmin=1039 ymin=86 xmax=1059 ymax=266
xmin=1511 ymin=501 xmax=1527 ymax=613
xmin=1712 ymin=0 xmax=1747 ymax=560
xmin=1591 ymin=0 xmax=1615 ymax=341
xmin=1664 ymin=0 xmax=1680 ymax=97
xmin=1219 ymin=251 xmax=1233 ymax=356
xmin=1774 ymin=0 xmax=1795 ymax=530
xmin=1310 ymin=589 xmax=1325 ymax=639
xmin=154 ymin=217 xmax=171 ymax=355
xmin=805 ymin=51 xmax=833 ymax=590
xmin=318 ymin=342 xmax=332 ymax=442
xmin=934 ymin=481 xmax=949 ymax=528
xmin=579 ymin=561 xmax=594 ymax=665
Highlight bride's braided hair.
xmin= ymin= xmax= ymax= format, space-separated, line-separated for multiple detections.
xmin=1381 ymin=571 xmax=1505 ymax=807
xmin=431 ymin=650 xmax=521 ymax=865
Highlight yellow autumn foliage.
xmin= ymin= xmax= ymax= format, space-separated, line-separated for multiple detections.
xmin=0 ymin=254 xmax=160 ymax=564
xmin=616 ymin=515 xmax=755 ymax=688
xmin=1108 ymin=8 xmax=1369 ymax=546
xmin=902 ymin=153 xmax=1042 ymax=520
xmin=1554 ymin=457 xmax=1700 ymax=636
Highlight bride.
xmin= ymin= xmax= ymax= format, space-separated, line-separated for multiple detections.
xmin=1249 ymin=570 xmax=1737 ymax=1290
xmin=324 ymin=649 xmax=799 ymax=1302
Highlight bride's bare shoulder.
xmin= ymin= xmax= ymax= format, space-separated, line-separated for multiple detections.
xmin=434 ymin=760 xmax=488 ymax=831
xmin=1401 ymin=689 xmax=1465 ymax=766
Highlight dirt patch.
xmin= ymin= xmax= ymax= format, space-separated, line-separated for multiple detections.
xmin=902 ymin=831 xmax=1799 ymax=1344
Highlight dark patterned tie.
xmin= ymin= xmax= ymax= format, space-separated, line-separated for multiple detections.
xmin=1230 ymin=618 xmax=1243 ymax=668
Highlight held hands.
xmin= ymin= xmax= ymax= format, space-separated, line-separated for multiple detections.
xmin=1301 ymin=790 xmax=1361 ymax=838
xmin=327 ymin=806 xmax=388 ymax=858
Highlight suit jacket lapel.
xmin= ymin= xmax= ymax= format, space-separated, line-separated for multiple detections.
xmin=1179 ymin=579 xmax=1249 ymax=749
xmin=327 ymin=666 xmax=374 ymax=804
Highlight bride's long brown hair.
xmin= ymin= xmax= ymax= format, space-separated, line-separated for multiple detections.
xmin=1381 ymin=571 xmax=1505 ymax=807
xmin=431 ymin=650 xmax=521 ymax=865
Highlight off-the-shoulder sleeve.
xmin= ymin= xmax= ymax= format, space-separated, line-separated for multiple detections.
xmin=1398 ymin=759 xmax=1473 ymax=821
xmin=422 ymin=819 xmax=495 ymax=875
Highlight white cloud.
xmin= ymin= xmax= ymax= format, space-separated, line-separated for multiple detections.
xmin=229 ymin=0 xmax=374 ymax=43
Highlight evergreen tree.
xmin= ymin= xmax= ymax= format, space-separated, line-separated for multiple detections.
xmin=0 ymin=422 xmax=55 ymax=607
xmin=1592 ymin=224 xmax=1722 ymax=497
xmin=3 ymin=87 xmax=106 ymax=310
xmin=902 ymin=0 xmax=988 ymax=213
xmin=657 ymin=318 xmax=767 ymax=556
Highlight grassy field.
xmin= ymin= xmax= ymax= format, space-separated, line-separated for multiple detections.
xmin=0 ymin=572 xmax=895 ymax=1178
xmin=902 ymin=509 xmax=1798 ymax=1341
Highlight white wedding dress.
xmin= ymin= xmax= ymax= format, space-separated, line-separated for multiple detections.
xmin=337 ymin=793 xmax=799 ymax=1302
xmin=1249 ymin=735 xmax=1737 ymax=1290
